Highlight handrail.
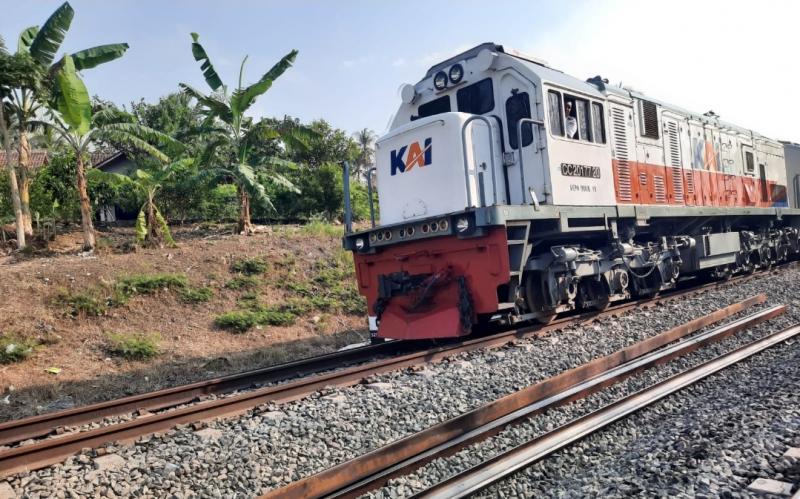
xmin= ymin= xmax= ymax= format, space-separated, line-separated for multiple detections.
xmin=461 ymin=115 xmax=498 ymax=208
xmin=367 ymin=167 xmax=377 ymax=228
xmin=516 ymin=117 xmax=545 ymax=208
xmin=342 ymin=161 xmax=353 ymax=234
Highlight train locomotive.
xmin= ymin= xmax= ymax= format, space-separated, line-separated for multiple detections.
xmin=343 ymin=43 xmax=800 ymax=341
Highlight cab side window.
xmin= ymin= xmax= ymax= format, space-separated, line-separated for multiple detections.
xmin=591 ymin=102 xmax=606 ymax=143
xmin=547 ymin=90 xmax=563 ymax=137
xmin=506 ymin=92 xmax=533 ymax=149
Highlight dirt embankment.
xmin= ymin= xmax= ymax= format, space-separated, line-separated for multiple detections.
xmin=0 ymin=224 xmax=368 ymax=421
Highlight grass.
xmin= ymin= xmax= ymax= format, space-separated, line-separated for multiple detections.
xmin=299 ymin=220 xmax=343 ymax=238
xmin=107 ymin=332 xmax=161 ymax=360
xmin=179 ymin=286 xmax=214 ymax=304
xmin=0 ymin=336 xmax=37 ymax=364
xmin=116 ymin=273 xmax=188 ymax=297
xmin=215 ymin=305 xmax=298 ymax=333
xmin=280 ymin=248 xmax=365 ymax=315
xmin=225 ymin=275 xmax=260 ymax=290
xmin=230 ymin=257 xmax=268 ymax=276
xmin=53 ymin=290 xmax=107 ymax=317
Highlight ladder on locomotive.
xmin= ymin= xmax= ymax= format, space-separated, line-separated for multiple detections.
xmin=502 ymin=220 xmax=533 ymax=307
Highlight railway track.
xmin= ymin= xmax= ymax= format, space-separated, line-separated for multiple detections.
xmin=0 ymin=268 xmax=782 ymax=478
xmin=262 ymin=296 xmax=783 ymax=498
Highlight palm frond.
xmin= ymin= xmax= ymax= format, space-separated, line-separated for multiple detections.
xmin=264 ymin=171 xmax=300 ymax=194
xmin=189 ymin=32 xmax=223 ymax=91
xmin=179 ymin=83 xmax=232 ymax=123
xmin=71 ymin=43 xmax=129 ymax=71
xmin=29 ymin=2 xmax=74 ymax=66
xmin=229 ymin=49 xmax=297 ymax=116
xmin=99 ymin=122 xmax=184 ymax=154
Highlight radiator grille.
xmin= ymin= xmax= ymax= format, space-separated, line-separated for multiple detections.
xmin=639 ymin=100 xmax=660 ymax=139
xmin=611 ymin=107 xmax=632 ymax=202
xmin=685 ymin=170 xmax=695 ymax=195
xmin=666 ymin=121 xmax=684 ymax=203
xmin=654 ymin=175 xmax=667 ymax=203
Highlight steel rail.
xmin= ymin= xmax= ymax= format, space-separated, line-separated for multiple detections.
xmin=0 ymin=272 xmax=740 ymax=450
xmin=0 ymin=339 xmax=412 ymax=446
xmin=261 ymin=296 xmax=777 ymax=499
xmin=415 ymin=322 xmax=800 ymax=498
xmin=0 ymin=268 xmax=778 ymax=477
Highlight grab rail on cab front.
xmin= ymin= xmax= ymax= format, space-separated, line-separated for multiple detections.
xmin=516 ymin=117 xmax=545 ymax=209
xmin=461 ymin=115 xmax=498 ymax=208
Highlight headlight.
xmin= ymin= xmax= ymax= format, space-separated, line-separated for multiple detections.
xmin=433 ymin=71 xmax=447 ymax=90
xmin=456 ymin=217 xmax=470 ymax=233
xmin=448 ymin=64 xmax=464 ymax=84
xmin=355 ymin=238 xmax=365 ymax=250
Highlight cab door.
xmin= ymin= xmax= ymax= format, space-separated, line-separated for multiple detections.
xmin=496 ymin=70 xmax=547 ymax=205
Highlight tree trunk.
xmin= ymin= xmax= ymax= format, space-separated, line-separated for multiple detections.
xmin=146 ymin=192 xmax=160 ymax=247
xmin=237 ymin=188 xmax=253 ymax=235
xmin=75 ymin=154 xmax=96 ymax=251
xmin=0 ymin=105 xmax=26 ymax=249
xmin=17 ymin=132 xmax=33 ymax=236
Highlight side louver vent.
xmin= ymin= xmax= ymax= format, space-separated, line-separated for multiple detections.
xmin=611 ymin=107 xmax=632 ymax=202
xmin=666 ymin=121 xmax=683 ymax=203
xmin=654 ymin=175 xmax=667 ymax=203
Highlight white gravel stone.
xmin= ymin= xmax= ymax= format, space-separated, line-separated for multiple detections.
xmin=748 ymin=478 xmax=794 ymax=496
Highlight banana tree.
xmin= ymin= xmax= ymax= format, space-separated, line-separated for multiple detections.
xmin=89 ymin=160 xmax=190 ymax=247
xmin=41 ymin=60 xmax=181 ymax=251
xmin=180 ymin=33 xmax=310 ymax=234
xmin=10 ymin=1 xmax=128 ymax=236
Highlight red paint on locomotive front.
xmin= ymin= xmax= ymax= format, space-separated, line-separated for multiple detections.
xmin=352 ymin=228 xmax=511 ymax=340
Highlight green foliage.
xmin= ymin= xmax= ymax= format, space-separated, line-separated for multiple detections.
xmin=281 ymin=248 xmax=365 ymax=314
xmin=53 ymin=54 xmax=91 ymax=134
xmin=0 ymin=336 xmax=37 ymax=363
xmin=225 ymin=275 xmax=260 ymax=290
xmin=179 ymin=286 xmax=213 ymax=304
xmin=299 ymin=220 xmax=343 ymax=238
xmin=135 ymin=210 xmax=147 ymax=243
xmin=53 ymin=289 xmax=107 ymax=317
xmin=116 ymin=273 xmax=187 ymax=297
xmin=214 ymin=306 xmax=296 ymax=333
xmin=28 ymin=1 xmax=74 ymax=66
xmin=230 ymin=257 xmax=268 ymax=275
xmin=106 ymin=332 xmax=160 ymax=360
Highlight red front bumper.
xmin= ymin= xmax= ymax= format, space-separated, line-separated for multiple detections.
xmin=352 ymin=228 xmax=510 ymax=340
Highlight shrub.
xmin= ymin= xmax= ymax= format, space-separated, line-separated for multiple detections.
xmin=214 ymin=311 xmax=260 ymax=333
xmin=230 ymin=257 xmax=268 ymax=276
xmin=107 ymin=332 xmax=160 ymax=360
xmin=225 ymin=276 xmax=260 ymax=290
xmin=0 ymin=336 xmax=36 ymax=364
xmin=299 ymin=220 xmax=343 ymax=238
xmin=53 ymin=290 xmax=107 ymax=317
xmin=215 ymin=306 xmax=297 ymax=333
xmin=179 ymin=286 xmax=214 ymax=304
xmin=117 ymin=273 xmax=187 ymax=297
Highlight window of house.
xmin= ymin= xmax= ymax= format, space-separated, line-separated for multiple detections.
xmin=456 ymin=78 xmax=494 ymax=114
xmin=638 ymin=99 xmax=659 ymax=139
xmin=506 ymin=92 xmax=533 ymax=149
xmin=412 ymin=95 xmax=451 ymax=121
xmin=591 ymin=102 xmax=606 ymax=143
xmin=547 ymin=90 xmax=563 ymax=137
xmin=744 ymin=150 xmax=755 ymax=173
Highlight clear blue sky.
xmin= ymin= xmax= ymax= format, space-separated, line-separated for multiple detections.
xmin=3 ymin=1 xmax=798 ymax=140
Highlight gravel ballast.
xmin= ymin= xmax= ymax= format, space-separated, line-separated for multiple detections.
xmin=4 ymin=267 xmax=800 ymax=498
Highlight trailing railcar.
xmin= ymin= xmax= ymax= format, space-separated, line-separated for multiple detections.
xmin=343 ymin=43 xmax=800 ymax=341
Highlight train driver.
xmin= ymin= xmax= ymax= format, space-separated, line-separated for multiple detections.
xmin=565 ymin=100 xmax=578 ymax=139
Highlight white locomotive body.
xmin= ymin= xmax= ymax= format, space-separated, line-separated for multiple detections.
xmin=346 ymin=43 xmax=800 ymax=341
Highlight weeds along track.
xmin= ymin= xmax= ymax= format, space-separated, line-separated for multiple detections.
xmin=0 ymin=266 xmax=786 ymax=478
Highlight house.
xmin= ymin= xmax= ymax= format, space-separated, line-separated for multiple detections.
xmin=0 ymin=150 xmax=49 ymax=171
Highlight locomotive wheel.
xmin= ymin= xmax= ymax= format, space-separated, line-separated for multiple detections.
xmin=524 ymin=272 xmax=557 ymax=324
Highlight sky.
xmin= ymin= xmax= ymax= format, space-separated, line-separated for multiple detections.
xmin=2 ymin=0 xmax=799 ymax=141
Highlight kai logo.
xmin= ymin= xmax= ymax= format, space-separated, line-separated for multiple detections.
xmin=390 ymin=138 xmax=432 ymax=176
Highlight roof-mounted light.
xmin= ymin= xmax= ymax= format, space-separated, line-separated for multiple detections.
xmin=433 ymin=71 xmax=448 ymax=91
xmin=448 ymin=64 xmax=464 ymax=84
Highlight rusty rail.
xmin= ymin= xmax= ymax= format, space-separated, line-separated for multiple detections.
xmin=415 ymin=322 xmax=800 ymax=498
xmin=262 ymin=296 xmax=778 ymax=498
